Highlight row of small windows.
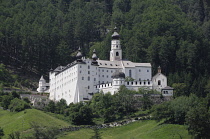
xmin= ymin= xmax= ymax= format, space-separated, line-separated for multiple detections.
xmin=99 ymin=69 xmax=114 ymax=73
xmin=82 ymin=77 xmax=96 ymax=81
xmin=163 ymin=91 xmax=168 ymax=94
xmin=98 ymin=69 xmax=149 ymax=73
xmin=99 ymin=75 xmax=109 ymax=78
xmin=99 ymin=63 xmax=119 ymax=66
xmin=127 ymin=81 xmax=150 ymax=85
xmin=96 ymin=83 xmax=112 ymax=88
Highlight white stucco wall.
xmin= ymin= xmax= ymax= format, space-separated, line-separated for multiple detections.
xmin=152 ymin=73 xmax=167 ymax=92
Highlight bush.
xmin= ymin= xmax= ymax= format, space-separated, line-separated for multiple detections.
xmin=1 ymin=95 xmax=13 ymax=109
xmin=69 ymin=102 xmax=93 ymax=125
xmin=151 ymin=94 xmax=199 ymax=124
xmin=9 ymin=98 xmax=31 ymax=112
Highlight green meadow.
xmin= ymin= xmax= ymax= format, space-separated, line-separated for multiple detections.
xmin=0 ymin=109 xmax=69 ymax=138
xmin=59 ymin=120 xmax=191 ymax=139
xmin=0 ymin=109 xmax=191 ymax=139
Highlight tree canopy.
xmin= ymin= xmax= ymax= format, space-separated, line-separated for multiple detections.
xmin=1 ymin=0 xmax=210 ymax=96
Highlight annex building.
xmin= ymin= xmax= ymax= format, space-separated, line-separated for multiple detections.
xmin=37 ymin=27 xmax=173 ymax=104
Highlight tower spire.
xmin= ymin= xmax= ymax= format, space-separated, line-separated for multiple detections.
xmin=158 ymin=66 xmax=161 ymax=73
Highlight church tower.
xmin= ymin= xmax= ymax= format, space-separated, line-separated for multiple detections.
xmin=110 ymin=27 xmax=122 ymax=61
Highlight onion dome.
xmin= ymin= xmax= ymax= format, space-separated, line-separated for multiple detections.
xmin=76 ymin=47 xmax=82 ymax=60
xmin=92 ymin=49 xmax=97 ymax=60
xmin=91 ymin=49 xmax=98 ymax=66
xmin=112 ymin=26 xmax=120 ymax=40
xmin=111 ymin=70 xmax=125 ymax=78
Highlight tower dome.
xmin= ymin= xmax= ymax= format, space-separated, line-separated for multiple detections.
xmin=76 ymin=47 xmax=82 ymax=60
xmin=92 ymin=49 xmax=97 ymax=60
xmin=91 ymin=49 xmax=98 ymax=66
xmin=112 ymin=26 xmax=120 ymax=40
xmin=111 ymin=70 xmax=125 ymax=78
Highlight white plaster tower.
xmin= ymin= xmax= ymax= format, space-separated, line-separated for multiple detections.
xmin=110 ymin=27 xmax=122 ymax=61
xmin=37 ymin=76 xmax=47 ymax=92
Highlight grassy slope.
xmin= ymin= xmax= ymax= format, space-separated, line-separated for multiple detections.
xmin=0 ymin=109 xmax=69 ymax=138
xmin=60 ymin=120 xmax=191 ymax=139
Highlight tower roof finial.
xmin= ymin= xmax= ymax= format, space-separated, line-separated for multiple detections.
xmin=92 ymin=49 xmax=97 ymax=60
xmin=112 ymin=26 xmax=120 ymax=40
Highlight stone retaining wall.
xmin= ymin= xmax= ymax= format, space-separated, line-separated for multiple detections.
xmin=60 ymin=116 xmax=150 ymax=132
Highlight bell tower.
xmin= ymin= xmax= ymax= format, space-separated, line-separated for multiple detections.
xmin=110 ymin=27 xmax=122 ymax=61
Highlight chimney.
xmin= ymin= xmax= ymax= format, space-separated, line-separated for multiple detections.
xmin=158 ymin=66 xmax=161 ymax=73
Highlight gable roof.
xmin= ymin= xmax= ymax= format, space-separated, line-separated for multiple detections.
xmin=162 ymin=86 xmax=174 ymax=90
xmin=152 ymin=72 xmax=167 ymax=80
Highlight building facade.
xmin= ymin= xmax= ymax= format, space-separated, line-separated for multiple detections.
xmin=37 ymin=27 xmax=173 ymax=104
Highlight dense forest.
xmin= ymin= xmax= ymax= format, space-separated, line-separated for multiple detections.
xmin=1 ymin=0 xmax=210 ymax=96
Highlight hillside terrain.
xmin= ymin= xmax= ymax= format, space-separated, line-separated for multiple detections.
xmin=0 ymin=109 xmax=69 ymax=138
xmin=0 ymin=108 xmax=190 ymax=139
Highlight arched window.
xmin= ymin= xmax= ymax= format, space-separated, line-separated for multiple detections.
xmin=116 ymin=52 xmax=119 ymax=56
xmin=158 ymin=80 xmax=161 ymax=85
xmin=116 ymin=45 xmax=118 ymax=48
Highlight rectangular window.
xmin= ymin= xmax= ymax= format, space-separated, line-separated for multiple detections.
xmin=129 ymin=70 xmax=132 ymax=77
xmin=158 ymin=80 xmax=161 ymax=85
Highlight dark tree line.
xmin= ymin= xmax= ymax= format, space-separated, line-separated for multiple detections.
xmin=1 ymin=0 xmax=210 ymax=95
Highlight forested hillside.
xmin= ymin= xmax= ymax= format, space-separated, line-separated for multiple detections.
xmin=1 ymin=0 xmax=210 ymax=96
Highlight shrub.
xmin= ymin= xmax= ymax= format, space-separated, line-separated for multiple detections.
xmin=9 ymin=98 xmax=31 ymax=112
